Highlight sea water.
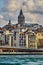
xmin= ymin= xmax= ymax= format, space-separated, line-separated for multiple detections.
xmin=0 ymin=55 xmax=43 ymax=65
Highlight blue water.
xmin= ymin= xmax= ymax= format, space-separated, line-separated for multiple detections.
xmin=0 ymin=55 xmax=43 ymax=65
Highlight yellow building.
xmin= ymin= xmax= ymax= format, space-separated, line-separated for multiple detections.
xmin=35 ymin=28 xmax=43 ymax=48
xmin=26 ymin=31 xmax=37 ymax=49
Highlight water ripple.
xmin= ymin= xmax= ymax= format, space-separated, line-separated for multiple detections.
xmin=0 ymin=55 xmax=43 ymax=65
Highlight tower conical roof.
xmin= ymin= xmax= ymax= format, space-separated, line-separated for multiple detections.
xmin=20 ymin=9 xmax=23 ymax=15
xmin=18 ymin=9 xmax=25 ymax=26
xmin=18 ymin=9 xmax=24 ymax=18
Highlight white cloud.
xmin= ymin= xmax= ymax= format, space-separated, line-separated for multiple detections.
xmin=0 ymin=0 xmax=43 ymax=26
xmin=0 ymin=15 xmax=3 ymax=19
xmin=3 ymin=0 xmax=22 ymax=12
xmin=0 ymin=19 xmax=7 ymax=27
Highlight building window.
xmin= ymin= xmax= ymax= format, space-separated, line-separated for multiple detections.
xmin=29 ymin=35 xmax=35 ymax=40
xmin=41 ymin=33 xmax=43 ymax=36
xmin=14 ymin=32 xmax=16 ymax=40
xmin=38 ymin=33 xmax=40 ymax=36
xmin=5 ymin=35 xmax=9 ymax=44
xmin=19 ymin=34 xmax=26 ymax=47
xmin=14 ymin=43 xmax=16 ymax=47
xmin=11 ymin=37 xmax=13 ymax=46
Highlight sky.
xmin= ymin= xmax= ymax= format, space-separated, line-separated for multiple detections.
xmin=0 ymin=0 xmax=43 ymax=27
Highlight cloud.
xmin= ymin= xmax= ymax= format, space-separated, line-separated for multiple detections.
xmin=29 ymin=10 xmax=43 ymax=15
xmin=2 ymin=0 xmax=22 ymax=12
xmin=0 ymin=19 xmax=7 ymax=27
xmin=24 ymin=12 xmax=37 ymax=23
xmin=0 ymin=0 xmax=43 ymax=26
xmin=0 ymin=15 xmax=3 ymax=19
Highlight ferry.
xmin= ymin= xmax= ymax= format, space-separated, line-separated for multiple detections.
xmin=0 ymin=46 xmax=43 ymax=55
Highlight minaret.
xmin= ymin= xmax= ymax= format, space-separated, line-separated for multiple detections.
xmin=18 ymin=9 xmax=25 ymax=26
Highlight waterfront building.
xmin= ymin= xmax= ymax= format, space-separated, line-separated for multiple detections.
xmin=19 ymin=32 xmax=26 ymax=48
xmin=3 ymin=29 xmax=14 ymax=46
xmin=35 ymin=27 xmax=43 ymax=48
xmin=2 ymin=9 xmax=43 ymax=49
xmin=0 ymin=28 xmax=5 ymax=45
xmin=26 ymin=31 xmax=37 ymax=48
xmin=19 ymin=30 xmax=37 ymax=48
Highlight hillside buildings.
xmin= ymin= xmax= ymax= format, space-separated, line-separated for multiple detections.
xmin=0 ymin=9 xmax=43 ymax=49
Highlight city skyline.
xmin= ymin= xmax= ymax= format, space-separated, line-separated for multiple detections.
xmin=0 ymin=0 xmax=43 ymax=27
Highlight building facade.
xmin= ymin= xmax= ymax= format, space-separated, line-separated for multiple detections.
xmin=1 ymin=9 xmax=43 ymax=49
